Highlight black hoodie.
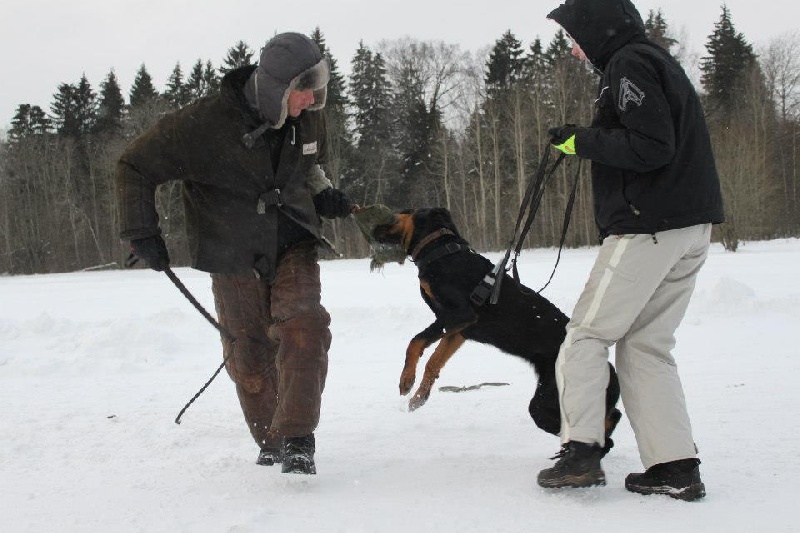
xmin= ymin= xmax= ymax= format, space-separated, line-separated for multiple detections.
xmin=548 ymin=0 xmax=724 ymax=238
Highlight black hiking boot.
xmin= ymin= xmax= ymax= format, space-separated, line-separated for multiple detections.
xmin=281 ymin=433 xmax=316 ymax=475
xmin=625 ymin=458 xmax=706 ymax=501
xmin=256 ymin=445 xmax=283 ymax=466
xmin=537 ymin=441 xmax=606 ymax=489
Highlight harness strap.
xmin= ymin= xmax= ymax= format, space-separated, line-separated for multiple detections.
xmin=414 ymin=242 xmax=472 ymax=270
xmin=469 ymin=146 xmax=574 ymax=307
xmin=410 ymin=228 xmax=455 ymax=261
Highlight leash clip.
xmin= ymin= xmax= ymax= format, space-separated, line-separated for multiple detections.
xmin=470 ymin=273 xmax=497 ymax=306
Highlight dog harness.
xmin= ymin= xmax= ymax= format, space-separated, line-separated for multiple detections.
xmin=410 ymin=228 xmax=473 ymax=270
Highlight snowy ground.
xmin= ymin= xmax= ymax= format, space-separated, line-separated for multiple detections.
xmin=1 ymin=239 xmax=799 ymax=532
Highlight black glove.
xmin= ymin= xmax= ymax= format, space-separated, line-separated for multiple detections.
xmin=548 ymin=124 xmax=580 ymax=155
xmin=126 ymin=235 xmax=170 ymax=271
xmin=548 ymin=124 xmax=579 ymax=144
xmin=313 ymin=188 xmax=354 ymax=219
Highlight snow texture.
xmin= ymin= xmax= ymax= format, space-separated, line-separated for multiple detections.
xmin=1 ymin=239 xmax=799 ymax=532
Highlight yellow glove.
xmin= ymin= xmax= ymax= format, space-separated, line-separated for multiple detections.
xmin=553 ymin=134 xmax=576 ymax=155
xmin=548 ymin=126 xmax=578 ymax=155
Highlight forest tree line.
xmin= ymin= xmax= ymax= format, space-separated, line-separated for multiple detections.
xmin=1 ymin=7 xmax=799 ymax=275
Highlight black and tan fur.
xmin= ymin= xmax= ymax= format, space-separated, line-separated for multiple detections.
xmin=372 ymin=207 xmax=621 ymax=442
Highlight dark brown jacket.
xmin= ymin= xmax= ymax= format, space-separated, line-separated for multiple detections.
xmin=116 ymin=66 xmax=328 ymax=279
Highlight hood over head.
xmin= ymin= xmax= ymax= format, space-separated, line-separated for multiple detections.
xmin=547 ymin=0 xmax=645 ymax=71
xmin=247 ymin=32 xmax=329 ymax=129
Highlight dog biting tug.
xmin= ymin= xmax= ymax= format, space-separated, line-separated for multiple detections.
xmin=355 ymin=205 xmax=622 ymax=450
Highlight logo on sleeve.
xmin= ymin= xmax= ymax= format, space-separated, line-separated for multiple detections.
xmin=302 ymin=141 xmax=318 ymax=155
xmin=619 ymin=78 xmax=645 ymax=112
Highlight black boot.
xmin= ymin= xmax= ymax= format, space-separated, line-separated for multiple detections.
xmin=256 ymin=445 xmax=283 ymax=466
xmin=625 ymin=458 xmax=705 ymax=501
xmin=537 ymin=441 xmax=606 ymax=488
xmin=281 ymin=433 xmax=316 ymax=475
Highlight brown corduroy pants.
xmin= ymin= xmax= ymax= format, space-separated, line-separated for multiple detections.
xmin=211 ymin=242 xmax=331 ymax=450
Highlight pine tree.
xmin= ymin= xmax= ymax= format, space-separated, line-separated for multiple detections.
xmin=308 ymin=27 xmax=355 ymax=250
xmin=95 ymin=69 xmax=125 ymax=136
xmin=347 ymin=41 xmax=395 ymax=204
xmin=522 ymin=38 xmax=547 ymax=81
xmin=349 ymin=43 xmax=393 ymax=144
xmin=310 ymin=28 xmax=347 ymax=109
xmin=544 ymin=29 xmax=572 ymax=65
xmin=185 ymin=59 xmax=218 ymax=102
xmin=203 ymin=60 xmax=220 ymax=96
xmin=700 ymin=6 xmax=759 ymax=116
xmin=164 ymin=62 xmax=190 ymax=109
xmin=391 ymin=60 xmax=437 ymax=206
xmin=485 ymin=30 xmax=525 ymax=93
xmin=644 ymin=9 xmax=678 ymax=52
xmin=51 ymin=82 xmax=80 ymax=137
xmin=8 ymin=104 xmax=51 ymax=141
xmin=72 ymin=74 xmax=98 ymax=136
xmin=220 ymin=40 xmax=254 ymax=74
xmin=129 ymin=64 xmax=159 ymax=108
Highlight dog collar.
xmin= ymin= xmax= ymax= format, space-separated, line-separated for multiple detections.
xmin=410 ymin=228 xmax=456 ymax=261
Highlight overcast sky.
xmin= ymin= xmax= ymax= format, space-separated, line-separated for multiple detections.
xmin=1 ymin=0 xmax=797 ymax=129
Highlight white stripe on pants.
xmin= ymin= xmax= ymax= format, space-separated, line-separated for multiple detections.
xmin=555 ymin=224 xmax=710 ymax=468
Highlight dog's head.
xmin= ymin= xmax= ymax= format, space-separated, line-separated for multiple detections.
xmin=372 ymin=207 xmax=461 ymax=255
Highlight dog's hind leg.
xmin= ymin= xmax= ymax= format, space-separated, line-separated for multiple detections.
xmin=529 ymin=371 xmax=561 ymax=435
xmin=602 ymin=362 xmax=623 ymax=455
xmin=408 ymin=331 xmax=466 ymax=411
xmin=400 ymin=320 xmax=444 ymax=395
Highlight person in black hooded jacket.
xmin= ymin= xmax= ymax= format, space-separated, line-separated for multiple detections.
xmin=536 ymin=0 xmax=723 ymax=501
xmin=116 ymin=32 xmax=356 ymax=475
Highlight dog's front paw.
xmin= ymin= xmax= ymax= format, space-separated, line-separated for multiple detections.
xmin=399 ymin=371 xmax=416 ymax=396
xmin=408 ymin=390 xmax=430 ymax=411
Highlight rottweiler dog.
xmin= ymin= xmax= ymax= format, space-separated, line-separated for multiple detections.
xmin=371 ymin=207 xmax=622 ymax=446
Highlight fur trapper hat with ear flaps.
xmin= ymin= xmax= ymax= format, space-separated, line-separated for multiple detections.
xmin=247 ymin=32 xmax=330 ymax=129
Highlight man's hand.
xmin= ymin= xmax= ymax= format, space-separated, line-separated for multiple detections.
xmin=313 ymin=188 xmax=355 ymax=219
xmin=548 ymin=125 xmax=579 ymax=155
xmin=127 ymin=235 xmax=170 ymax=271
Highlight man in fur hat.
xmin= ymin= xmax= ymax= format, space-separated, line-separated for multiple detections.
xmin=116 ymin=32 xmax=355 ymax=475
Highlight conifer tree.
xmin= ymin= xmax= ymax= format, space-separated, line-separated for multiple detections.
xmin=185 ymin=60 xmax=205 ymax=102
xmin=310 ymin=28 xmax=347 ymax=109
xmin=644 ymin=9 xmax=678 ymax=52
xmin=348 ymin=41 xmax=395 ymax=204
xmin=522 ymin=38 xmax=548 ymax=82
xmin=51 ymin=83 xmax=80 ymax=137
xmin=9 ymin=104 xmax=51 ymax=141
xmin=700 ymin=6 xmax=759 ymax=117
xmin=73 ymin=74 xmax=98 ymax=136
xmin=485 ymin=30 xmax=525 ymax=93
xmin=544 ymin=29 xmax=572 ymax=65
xmin=129 ymin=64 xmax=159 ymax=108
xmin=185 ymin=59 xmax=218 ymax=102
xmin=203 ymin=60 xmax=220 ymax=96
xmin=308 ymin=27 xmax=356 ymax=250
xmin=220 ymin=40 xmax=254 ymax=74
xmin=164 ymin=62 xmax=190 ymax=109
xmin=95 ymin=69 xmax=125 ymax=136
xmin=391 ymin=61 xmax=437 ymax=206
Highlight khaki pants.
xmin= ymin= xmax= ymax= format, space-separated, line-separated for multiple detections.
xmin=556 ymin=224 xmax=710 ymax=468
xmin=211 ymin=242 xmax=331 ymax=449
